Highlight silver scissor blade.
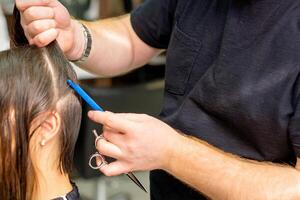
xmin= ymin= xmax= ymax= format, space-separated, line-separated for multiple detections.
xmin=126 ymin=172 xmax=148 ymax=193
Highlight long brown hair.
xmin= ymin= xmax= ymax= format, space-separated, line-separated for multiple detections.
xmin=0 ymin=6 xmax=82 ymax=200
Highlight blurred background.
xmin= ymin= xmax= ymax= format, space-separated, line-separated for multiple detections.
xmin=0 ymin=1 xmax=166 ymax=200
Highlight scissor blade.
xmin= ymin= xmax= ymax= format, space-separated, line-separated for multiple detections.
xmin=126 ymin=172 xmax=148 ymax=193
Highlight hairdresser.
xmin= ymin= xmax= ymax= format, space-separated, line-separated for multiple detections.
xmin=16 ymin=0 xmax=300 ymax=199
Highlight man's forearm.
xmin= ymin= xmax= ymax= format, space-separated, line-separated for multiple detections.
xmin=69 ymin=15 xmax=160 ymax=77
xmin=165 ymin=134 xmax=300 ymax=200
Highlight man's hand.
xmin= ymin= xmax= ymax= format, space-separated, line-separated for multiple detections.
xmin=88 ymin=111 xmax=181 ymax=176
xmin=15 ymin=0 xmax=84 ymax=60
xmin=89 ymin=112 xmax=300 ymax=200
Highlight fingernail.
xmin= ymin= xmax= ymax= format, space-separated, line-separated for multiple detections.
xmin=88 ymin=111 xmax=94 ymax=118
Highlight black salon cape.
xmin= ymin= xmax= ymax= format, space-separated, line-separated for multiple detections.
xmin=131 ymin=0 xmax=300 ymax=199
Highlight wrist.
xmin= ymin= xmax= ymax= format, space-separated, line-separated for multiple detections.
xmin=161 ymin=130 xmax=187 ymax=171
xmin=65 ymin=20 xmax=86 ymax=61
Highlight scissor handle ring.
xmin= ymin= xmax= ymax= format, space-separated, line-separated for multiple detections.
xmin=89 ymin=152 xmax=107 ymax=170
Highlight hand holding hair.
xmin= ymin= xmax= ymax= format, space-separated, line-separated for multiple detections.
xmin=15 ymin=0 xmax=85 ymax=60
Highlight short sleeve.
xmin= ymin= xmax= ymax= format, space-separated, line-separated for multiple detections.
xmin=130 ymin=0 xmax=178 ymax=49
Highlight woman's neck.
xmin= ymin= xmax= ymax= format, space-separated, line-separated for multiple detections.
xmin=31 ymin=138 xmax=74 ymax=199
xmin=34 ymin=167 xmax=73 ymax=200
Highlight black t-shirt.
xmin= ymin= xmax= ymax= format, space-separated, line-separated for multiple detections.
xmin=131 ymin=0 xmax=300 ymax=199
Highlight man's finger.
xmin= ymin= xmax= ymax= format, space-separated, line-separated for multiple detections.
xmin=100 ymin=161 xmax=130 ymax=177
xmin=102 ymin=130 xmax=127 ymax=148
xmin=88 ymin=111 xmax=134 ymax=133
xmin=26 ymin=19 xmax=56 ymax=38
xmin=96 ymin=138 xmax=123 ymax=159
xmin=115 ymin=113 xmax=143 ymax=122
xmin=22 ymin=6 xmax=55 ymax=24
xmin=16 ymin=0 xmax=56 ymax=12
xmin=32 ymin=28 xmax=58 ymax=47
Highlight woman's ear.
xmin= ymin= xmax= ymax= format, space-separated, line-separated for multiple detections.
xmin=39 ymin=111 xmax=61 ymax=146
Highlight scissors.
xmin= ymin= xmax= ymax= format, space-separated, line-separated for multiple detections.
xmin=67 ymin=79 xmax=147 ymax=193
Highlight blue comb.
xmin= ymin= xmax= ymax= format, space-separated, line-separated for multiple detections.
xmin=67 ymin=79 xmax=104 ymax=112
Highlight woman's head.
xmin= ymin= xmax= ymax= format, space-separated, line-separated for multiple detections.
xmin=0 ymin=6 xmax=82 ymax=200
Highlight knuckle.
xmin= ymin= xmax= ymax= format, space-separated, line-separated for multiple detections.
xmin=126 ymin=143 xmax=136 ymax=154
xmin=105 ymin=116 xmax=114 ymax=128
xmin=24 ymin=7 xmax=35 ymax=21
xmin=30 ymin=22 xmax=40 ymax=33
xmin=16 ymin=3 xmax=26 ymax=12
xmin=48 ymin=8 xmax=55 ymax=18
xmin=51 ymin=20 xmax=57 ymax=28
